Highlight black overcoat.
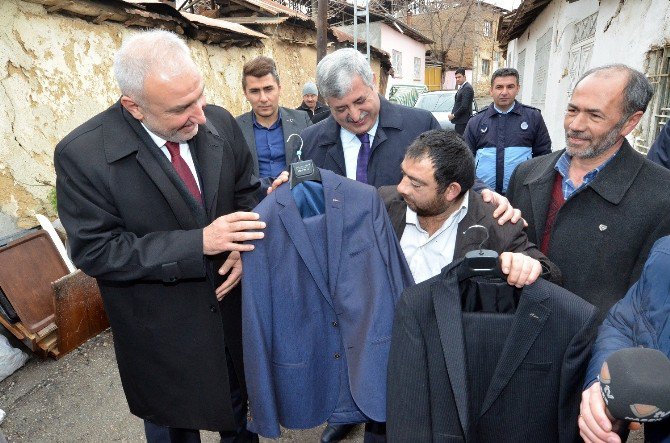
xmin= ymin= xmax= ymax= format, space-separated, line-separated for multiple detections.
xmin=54 ymin=101 xmax=258 ymax=431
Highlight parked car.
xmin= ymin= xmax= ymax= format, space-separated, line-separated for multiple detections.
xmin=414 ymin=90 xmax=479 ymax=131
xmin=387 ymin=83 xmax=428 ymax=107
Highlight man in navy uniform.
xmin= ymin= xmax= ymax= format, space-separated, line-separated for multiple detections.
xmin=464 ymin=67 xmax=551 ymax=194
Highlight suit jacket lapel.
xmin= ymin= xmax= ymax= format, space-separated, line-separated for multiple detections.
xmin=433 ymin=266 xmax=470 ymax=437
xmin=454 ymin=192 xmax=487 ymax=257
xmin=190 ymin=123 xmax=222 ymax=220
xmin=480 ymin=289 xmax=550 ymax=416
xmin=523 ymin=151 xmax=562 ymax=243
xmin=238 ymin=112 xmax=259 ymax=176
xmin=276 ymin=186 xmax=333 ymax=308
xmin=115 ymin=106 xmax=200 ymax=230
xmin=323 ymin=172 xmax=344 ymax=297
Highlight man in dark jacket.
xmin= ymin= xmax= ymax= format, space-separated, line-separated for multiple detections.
xmin=300 ymin=48 xmax=442 ymax=189
xmin=380 ymin=129 xmax=560 ymax=286
xmin=507 ymin=64 xmax=670 ymax=319
xmin=447 ymin=67 xmax=474 ymax=136
xmin=55 ymin=30 xmax=265 ymax=442
xmin=297 ymin=81 xmax=331 ymax=123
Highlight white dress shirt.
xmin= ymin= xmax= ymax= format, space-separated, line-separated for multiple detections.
xmin=400 ymin=191 xmax=469 ymax=283
xmin=339 ymin=118 xmax=379 ymax=180
xmin=141 ymin=123 xmax=201 ymax=192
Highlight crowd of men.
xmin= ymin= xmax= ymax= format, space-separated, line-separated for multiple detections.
xmin=53 ymin=29 xmax=670 ymax=443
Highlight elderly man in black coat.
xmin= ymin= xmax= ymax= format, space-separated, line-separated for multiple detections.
xmin=507 ymin=64 xmax=670 ymax=319
xmin=55 ymin=30 xmax=264 ymax=442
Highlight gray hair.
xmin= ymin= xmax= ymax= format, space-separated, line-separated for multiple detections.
xmin=316 ymin=48 xmax=374 ymax=99
xmin=113 ymin=30 xmax=197 ymax=101
xmin=575 ymin=64 xmax=654 ymax=117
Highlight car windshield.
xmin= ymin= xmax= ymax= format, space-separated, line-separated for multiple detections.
xmin=415 ymin=93 xmax=455 ymax=112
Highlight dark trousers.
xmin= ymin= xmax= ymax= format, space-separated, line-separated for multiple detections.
xmin=455 ymin=123 xmax=467 ymax=136
xmin=364 ymin=421 xmax=386 ymax=442
xmin=144 ymin=349 xmax=258 ymax=443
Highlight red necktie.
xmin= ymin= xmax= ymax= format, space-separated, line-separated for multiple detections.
xmin=165 ymin=141 xmax=203 ymax=204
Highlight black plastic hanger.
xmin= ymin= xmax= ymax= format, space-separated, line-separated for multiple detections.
xmin=287 ymin=133 xmax=322 ymax=189
xmin=457 ymin=224 xmax=505 ymax=281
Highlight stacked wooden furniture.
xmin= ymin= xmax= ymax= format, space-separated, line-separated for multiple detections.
xmin=0 ymin=229 xmax=109 ymax=358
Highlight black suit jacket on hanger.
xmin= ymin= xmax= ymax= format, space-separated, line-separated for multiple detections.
xmin=387 ymin=260 xmax=598 ymax=442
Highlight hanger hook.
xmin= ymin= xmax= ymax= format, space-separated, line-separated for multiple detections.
xmin=286 ymin=133 xmax=304 ymax=161
xmin=462 ymin=224 xmax=489 ymax=253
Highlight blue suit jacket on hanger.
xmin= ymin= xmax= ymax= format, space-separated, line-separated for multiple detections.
xmin=241 ymin=169 xmax=414 ymax=438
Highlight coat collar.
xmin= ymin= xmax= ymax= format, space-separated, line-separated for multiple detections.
xmin=521 ymin=140 xmax=644 ymax=240
xmin=101 ymin=100 xmax=220 ymax=227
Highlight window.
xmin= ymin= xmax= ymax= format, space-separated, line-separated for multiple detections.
xmin=481 ymin=59 xmax=490 ymax=76
xmin=531 ymin=27 xmax=552 ymax=110
xmin=392 ymin=50 xmax=403 ymax=78
xmin=483 ymin=20 xmax=493 ymax=37
xmin=637 ymin=45 xmax=670 ymax=154
xmin=414 ymin=57 xmax=421 ymax=81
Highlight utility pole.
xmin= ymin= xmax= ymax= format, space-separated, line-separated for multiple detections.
xmin=316 ymin=0 xmax=328 ymax=62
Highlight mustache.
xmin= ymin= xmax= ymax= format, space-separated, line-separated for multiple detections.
xmin=566 ymin=130 xmax=591 ymax=141
xmin=346 ymin=111 xmax=369 ymax=123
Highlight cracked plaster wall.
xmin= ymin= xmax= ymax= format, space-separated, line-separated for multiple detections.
xmin=0 ymin=0 xmax=318 ymax=235
xmin=506 ymin=0 xmax=670 ymax=148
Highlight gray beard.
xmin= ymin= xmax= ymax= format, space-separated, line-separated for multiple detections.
xmin=565 ymin=119 xmax=626 ymax=159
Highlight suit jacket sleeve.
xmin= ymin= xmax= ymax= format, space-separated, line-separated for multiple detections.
xmin=558 ymin=306 xmax=598 ymax=443
xmin=373 ymin=190 xmax=414 ymax=294
xmin=213 ymin=107 xmax=259 ymax=212
xmin=387 ymin=294 xmax=432 ymax=442
xmin=583 ymin=238 xmax=670 ymax=386
xmin=55 ymin=137 xmax=206 ymax=283
xmin=241 ymin=209 xmax=281 ymax=438
xmin=647 ymin=122 xmax=670 ymax=169
xmin=486 ymin=203 xmax=562 ymax=284
xmin=532 ymin=112 xmax=552 ymax=157
xmin=464 ymin=118 xmax=478 ymax=154
xmin=502 ymin=226 xmax=562 ymax=285
xmin=452 ymin=85 xmax=474 ymax=121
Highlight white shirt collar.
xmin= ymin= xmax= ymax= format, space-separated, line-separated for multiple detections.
xmin=339 ymin=117 xmax=379 ymax=145
xmin=141 ymin=123 xmax=169 ymax=148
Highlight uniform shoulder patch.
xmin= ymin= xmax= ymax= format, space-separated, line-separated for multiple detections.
xmin=522 ymin=104 xmax=542 ymax=114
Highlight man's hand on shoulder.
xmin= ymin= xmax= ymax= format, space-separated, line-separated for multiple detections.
xmin=481 ymin=189 xmax=527 ymax=227
xmin=499 ymin=252 xmax=541 ymax=287
xmin=203 ymin=212 xmax=265 ymax=255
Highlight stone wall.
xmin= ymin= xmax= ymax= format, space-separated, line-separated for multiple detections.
xmin=0 ymin=0 xmax=319 ymax=234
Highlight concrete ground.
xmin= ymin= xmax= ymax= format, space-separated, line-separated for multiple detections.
xmin=0 ymin=330 xmax=364 ymax=442
xmin=0 ymin=329 xmax=643 ymax=442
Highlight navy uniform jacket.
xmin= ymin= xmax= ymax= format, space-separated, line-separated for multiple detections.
xmin=465 ymin=100 xmax=551 ymax=194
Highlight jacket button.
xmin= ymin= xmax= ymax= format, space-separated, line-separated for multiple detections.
xmin=334 ymin=353 xmax=340 ymax=359
xmin=210 ymin=304 xmax=217 ymax=313
xmin=332 ymin=321 xmax=338 ymax=327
